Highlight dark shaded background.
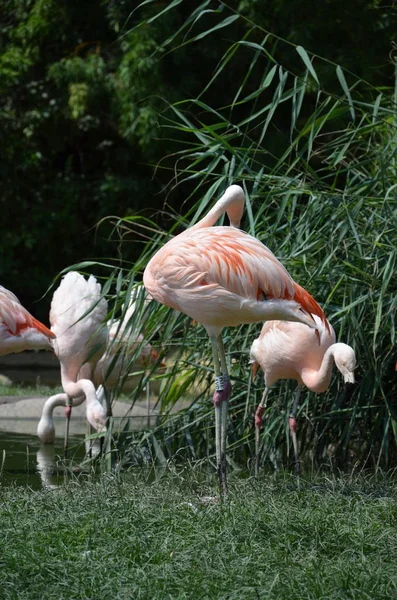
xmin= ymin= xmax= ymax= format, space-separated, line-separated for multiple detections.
xmin=1 ymin=0 xmax=396 ymax=320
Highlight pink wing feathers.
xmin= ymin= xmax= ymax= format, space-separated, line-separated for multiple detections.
xmin=0 ymin=286 xmax=55 ymax=340
xmin=153 ymin=226 xmax=328 ymax=330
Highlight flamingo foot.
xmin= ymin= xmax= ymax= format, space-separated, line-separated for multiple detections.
xmin=213 ymin=390 xmax=223 ymax=408
xmin=255 ymin=404 xmax=266 ymax=429
xmin=221 ymin=379 xmax=232 ymax=401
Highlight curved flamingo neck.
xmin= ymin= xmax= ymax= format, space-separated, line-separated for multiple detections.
xmin=190 ymin=185 xmax=245 ymax=230
xmin=42 ymin=393 xmax=68 ymax=417
xmin=60 ymin=363 xmax=96 ymax=403
xmin=300 ymin=345 xmax=336 ymax=392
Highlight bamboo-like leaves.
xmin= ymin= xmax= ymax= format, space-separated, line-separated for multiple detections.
xmin=82 ymin=3 xmax=397 ymax=471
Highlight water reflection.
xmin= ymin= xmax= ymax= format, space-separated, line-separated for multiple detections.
xmin=36 ymin=444 xmax=60 ymax=489
xmin=0 ymin=431 xmax=87 ymax=489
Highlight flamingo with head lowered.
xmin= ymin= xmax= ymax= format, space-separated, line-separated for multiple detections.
xmin=143 ymin=184 xmax=328 ymax=495
xmin=49 ymin=272 xmax=108 ymax=441
xmin=38 ymin=288 xmax=164 ymax=447
xmin=250 ymin=315 xmax=357 ymax=475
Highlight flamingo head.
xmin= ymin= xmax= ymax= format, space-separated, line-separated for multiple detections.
xmin=333 ymin=343 xmax=357 ymax=384
xmin=37 ymin=415 xmax=56 ymax=445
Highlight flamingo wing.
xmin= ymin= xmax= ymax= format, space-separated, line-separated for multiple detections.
xmin=0 ymin=286 xmax=55 ymax=339
xmin=153 ymin=227 xmax=328 ymax=328
xmin=159 ymin=227 xmax=294 ymax=299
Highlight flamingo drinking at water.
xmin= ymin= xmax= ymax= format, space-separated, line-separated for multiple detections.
xmin=50 ymin=272 xmax=108 ymax=442
xmin=0 ymin=285 xmax=55 ymax=354
xmin=37 ymin=392 xmax=86 ymax=444
xmin=250 ymin=315 xmax=357 ymax=475
xmin=143 ymin=184 xmax=328 ymax=495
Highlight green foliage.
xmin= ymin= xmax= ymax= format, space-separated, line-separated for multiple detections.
xmin=90 ymin=2 xmax=397 ymax=471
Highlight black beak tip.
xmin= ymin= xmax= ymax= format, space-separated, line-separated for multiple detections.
xmin=343 ymin=381 xmax=357 ymax=402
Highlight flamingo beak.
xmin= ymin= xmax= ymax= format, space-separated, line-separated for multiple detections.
xmin=250 ymin=360 xmax=259 ymax=382
xmin=343 ymin=369 xmax=357 ymax=403
xmin=343 ymin=370 xmax=355 ymax=385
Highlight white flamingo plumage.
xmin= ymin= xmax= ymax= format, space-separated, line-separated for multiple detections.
xmin=143 ymin=184 xmax=327 ymax=494
xmin=93 ymin=295 xmax=157 ymax=393
xmin=49 ymin=272 xmax=108 ymax=435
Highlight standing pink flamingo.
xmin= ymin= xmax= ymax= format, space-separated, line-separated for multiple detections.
xmin=250 ymin=315 xmax=357 ymax=475
xmin=50 ymin=272 xmax=108 ymax=446
xmin=0 ymin=285 xmax=55 ymax=354
xmin=143 ymin=184 xmax=328 ymax=494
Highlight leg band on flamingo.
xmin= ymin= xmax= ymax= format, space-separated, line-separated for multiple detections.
xmin=214 ymin=375 xmax=224 ymax=392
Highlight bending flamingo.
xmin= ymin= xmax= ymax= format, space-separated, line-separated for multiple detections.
xmin=37 ymin=392 xmax=86 ymax=445
xmin=39 ymin=293 xmax=162 ymax=447
xmin=143 ymin=184 xmax=328 ymax=495
xmin=250 ymin=315 xmax=357 ymax=475
xmin=50 ymin=272 xmax=108 ymax=445
xmin=0 ymin=285 xmax=55 ymax=354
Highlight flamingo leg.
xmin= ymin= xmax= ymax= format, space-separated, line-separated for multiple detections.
xmin=64 ymin=396 xmax=73 ymax=459
xmin=210 ymin=336 xmax=225 ymax=495
xmin=217 ymin=336 xmax=231 ymax=496
xmin=146 ymin=376 xmax=151 ymax=429
xmin=255 ymin=387 xmax=269 ymax=477
xmin=102 ymin=386 xmax=113 ymax=456
xmin=289 ymin=385 xmax=302 ymax=478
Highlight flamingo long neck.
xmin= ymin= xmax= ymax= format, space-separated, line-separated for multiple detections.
xmin=42 ymin=393 xmax=69 ymax=418
xmin=301 ymin=345 xmax=336 ymax=392
xmin=60 ymin=363 xmax=97 ymax=402
xmin=190 ymin=185 xmax=245 ymax=230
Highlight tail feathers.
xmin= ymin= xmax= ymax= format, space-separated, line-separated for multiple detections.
xmin=292 ymin=282 xmax=331 ymax=336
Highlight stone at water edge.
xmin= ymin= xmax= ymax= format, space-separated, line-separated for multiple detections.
xmin=0 ymin=374 xmax=12 ymax=386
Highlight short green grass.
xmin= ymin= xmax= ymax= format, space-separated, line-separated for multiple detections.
xmin=0 ymin=384 xmax=64 ymax=397
xmin=0 ymin=471 xmax=396 ymax=599
xmin=0 ymin=383 xmax=133 ymax=403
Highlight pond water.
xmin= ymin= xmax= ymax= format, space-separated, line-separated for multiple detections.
xmin=0 ymin=402 xmax=159 ymax=489
xmin=0 ymin=430 xmax=90 ymax=489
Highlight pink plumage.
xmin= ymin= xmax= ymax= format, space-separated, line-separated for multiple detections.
xmin=0 ymin=285 xmax=55 ymax=356
xmin=250 ymin=316 xmax=356 ymax=392
xmin=250 ymin=314 xmax=356 ymax=475
xmin=143 ymin=184 xmax=327 ymax=494
xmin=144 ymin=186 xmax=328 ymax=333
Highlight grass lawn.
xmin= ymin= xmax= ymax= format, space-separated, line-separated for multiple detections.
xmin=0 ymin=384 xmax=64 ymax=397
xmin=0 ymin=471 xmax=396 ymax=599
